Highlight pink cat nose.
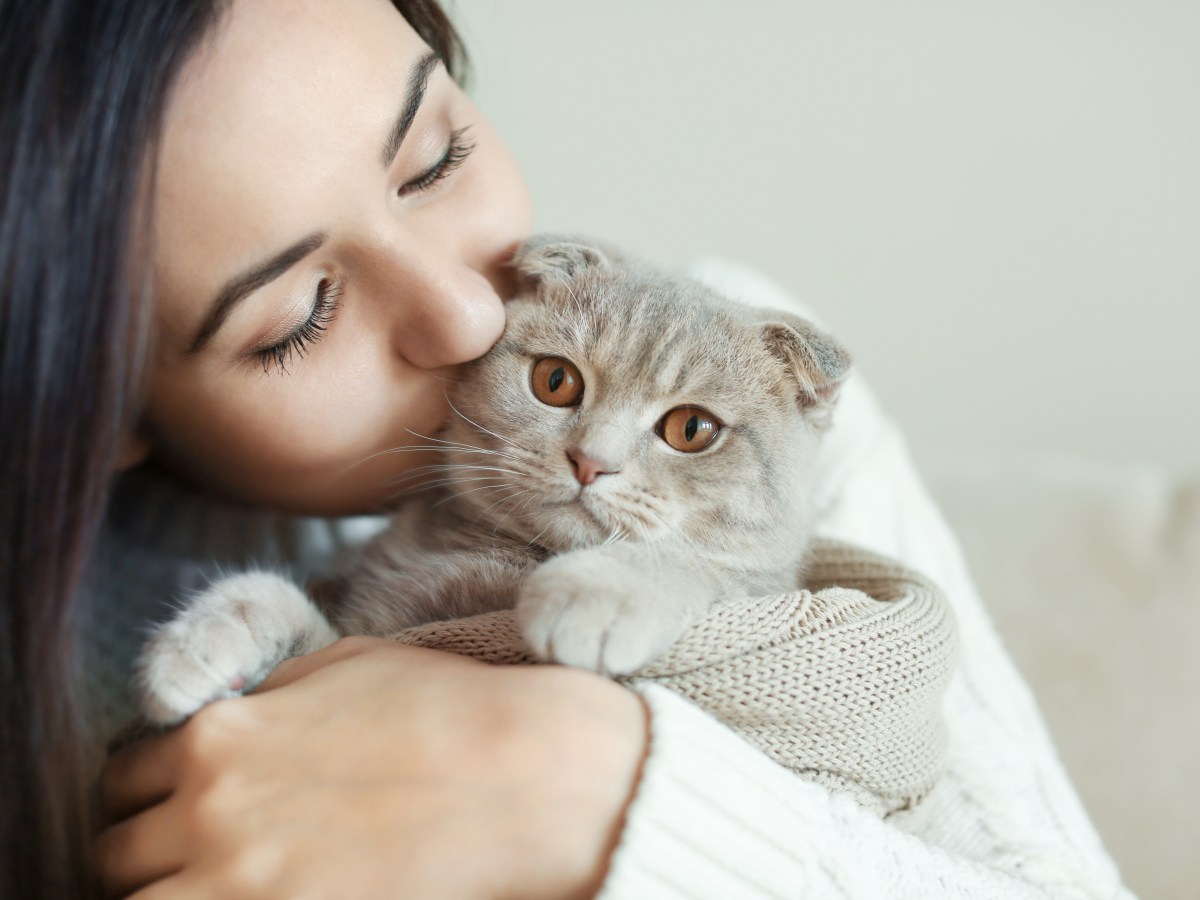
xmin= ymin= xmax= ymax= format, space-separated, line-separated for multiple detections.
xmin=567 ymin=450 xmax=619 ymax=486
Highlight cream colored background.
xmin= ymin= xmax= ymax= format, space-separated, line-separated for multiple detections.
xmin=453 ymin=0 xmax=1199 ymax=473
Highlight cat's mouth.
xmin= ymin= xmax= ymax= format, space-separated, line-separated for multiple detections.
xmin=564 ymin=485 xmax=645 ymax=536
xmin=551 ymin=482 xmax=608 ymax=506
xmin=544 ymin=492 xmax=604 ymax=522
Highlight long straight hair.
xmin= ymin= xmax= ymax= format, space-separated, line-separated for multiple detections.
xmin=0 ymin=2 xmax=466 ymax=895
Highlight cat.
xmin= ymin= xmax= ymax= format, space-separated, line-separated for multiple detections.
xmin=137 ymin=235 xmax=852 ymax=725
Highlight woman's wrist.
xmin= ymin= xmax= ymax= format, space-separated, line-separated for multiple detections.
xmin=496 ymin=665 xmax=649 ymax=899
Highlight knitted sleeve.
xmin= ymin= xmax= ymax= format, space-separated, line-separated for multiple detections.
xmin=592 ymin=262 xmax=1134 ymax=899
xmin=389 ymin=538 xmax=956 ymax=817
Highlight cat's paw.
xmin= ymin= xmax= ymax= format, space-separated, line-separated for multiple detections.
xmin=516 ymin=554 xmax=684 ymax=676
xmin=136 ymin=572 xmax=333 ymax=726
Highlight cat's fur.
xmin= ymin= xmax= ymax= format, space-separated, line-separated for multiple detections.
xmin=138 ymin=236 xmax=851 ymax=725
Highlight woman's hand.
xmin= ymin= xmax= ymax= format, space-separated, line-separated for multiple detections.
xmin=97 ymin=637 xmax=648 ymax=899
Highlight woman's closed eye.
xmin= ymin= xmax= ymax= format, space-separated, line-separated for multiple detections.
xmin=398 ymin=125 xmax=475 ymax=198
xmin=255 ymin=278 xmax=343 ymax=375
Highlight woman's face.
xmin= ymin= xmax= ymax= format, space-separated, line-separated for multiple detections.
xmin=138 ymin=0 xmax=533 ymax=515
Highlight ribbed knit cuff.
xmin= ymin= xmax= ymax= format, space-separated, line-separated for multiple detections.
xmin=598 ymin=684 xmax=831 ymax=899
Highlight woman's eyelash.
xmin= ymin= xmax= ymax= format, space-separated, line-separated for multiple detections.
xmin=257 ymin=279 xmax=343 ymax=375
xmin=398 ymin=125 xmax=476 ymax=197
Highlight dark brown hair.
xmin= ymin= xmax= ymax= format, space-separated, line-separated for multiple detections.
xmin=0 ymin=2 xmax=466 ymax=895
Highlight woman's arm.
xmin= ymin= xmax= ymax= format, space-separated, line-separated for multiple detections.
xmin=604 ymin=682 xmax=1121 ymax=900
xmin=99 ymin=640 xmax=647 ymax=899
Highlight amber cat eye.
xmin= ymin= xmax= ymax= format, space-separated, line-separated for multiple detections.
xmin=659 ymin=406 xmax=720 ymax=452
xmin=531 ymin=357 xmax=584 ymax=407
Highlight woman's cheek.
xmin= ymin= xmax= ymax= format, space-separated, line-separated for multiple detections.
xmin=233 ymin=369 xmax=439 ymax=492
xmin=143 ymin=352 xmax=439 ymax=513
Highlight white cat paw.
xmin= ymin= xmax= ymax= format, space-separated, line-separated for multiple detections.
xmin=136 ymin=572 xmax=330 ymax=725
xmin=516 ymin=555 xmax=682 ymax=676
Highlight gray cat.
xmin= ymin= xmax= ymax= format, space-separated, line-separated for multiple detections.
xmin=137 ymin=236 xmax=851 ymax=725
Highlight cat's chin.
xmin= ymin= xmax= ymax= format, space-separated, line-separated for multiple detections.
xmin=500 ymin=494 xmax=625 ymax=553
xmin=562 ymin=494 xmax=658 ymax=549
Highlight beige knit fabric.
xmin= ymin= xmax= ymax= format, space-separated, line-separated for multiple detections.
xmin=388 ymin=538 xmax=957 ymax=816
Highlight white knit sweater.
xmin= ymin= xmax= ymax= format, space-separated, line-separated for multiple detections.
xmin=88 ymin=263 xmax=1133 ymax=900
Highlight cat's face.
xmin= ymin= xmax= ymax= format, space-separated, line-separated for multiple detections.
xmin=438 ymin=237 xmax=850 ymax=554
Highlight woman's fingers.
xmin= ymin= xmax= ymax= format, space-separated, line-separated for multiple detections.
xmin=95 ymin=801 xmax=186 ymax=899
xmin=100 ymin=729 xmax=184 ymax=824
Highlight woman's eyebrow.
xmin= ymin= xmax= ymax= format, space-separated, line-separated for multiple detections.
xmin=188 ymin=233 xmax=327 ymax=354
xmin=382 ymin=51 xmax=441 ymax=168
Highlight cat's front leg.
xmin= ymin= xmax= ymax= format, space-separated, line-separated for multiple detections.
xmin=137 ymin=572 xmax=339 ymax=725
xmin=516 ymin=543 xmax=717 ymax=676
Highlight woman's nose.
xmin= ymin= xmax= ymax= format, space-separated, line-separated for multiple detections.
xmin=382 ymin=244 xmax=509 ymax=371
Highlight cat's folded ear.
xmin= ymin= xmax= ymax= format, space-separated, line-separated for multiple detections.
xmin=757 ymin=312 xmax=852 ymax=428
xmin=512 ymin=234 xmax=621 ymax=284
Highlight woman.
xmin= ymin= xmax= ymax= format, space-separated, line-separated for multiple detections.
xmin=0 ymin=1 xmax=1131 ymax=897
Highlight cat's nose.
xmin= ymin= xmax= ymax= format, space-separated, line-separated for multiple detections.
xmin=567 ymin=450 xmax=619 ymax=486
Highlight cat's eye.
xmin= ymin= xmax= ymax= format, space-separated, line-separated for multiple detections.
xmin=531 ymin=357 xmax=584 ymax=407
xmin=659 ymin=406 xmax=720 ymax=452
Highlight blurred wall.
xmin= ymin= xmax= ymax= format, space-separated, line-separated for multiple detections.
xmin=451 ymin=0 xmax=1199 ymax=473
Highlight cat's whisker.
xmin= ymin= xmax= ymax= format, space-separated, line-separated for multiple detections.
xmin=394 ymin=444 xmax=520 ymax=461
xmin=477 ymin=494 xmax=534 ymax=537
xmin=386 ymin=478 xmax=511 ymax=504
xmin=337 ymin=438 xmax=516 ymax=478
xmin=404 ymin=428 xmax=522 ymax=461
xmin=390 ymin=463 xmax=523 ymax=480
xmin=382 ymin=464 xmax=466 ymax=485
xmin=444 ymin=394 xmax=522 ymax=451
xmin=384 ymin=466 xmax=520 ymax=497
xmin=484 ymin=484 xmax=536 ymax=517
xmin=456 ymin=484 xmax=519 ymax=506
xmin=341 ymin=442 xmax=465 ymax=476
xmin=417 ymin=484 xmax=512 ymax=510
xmin=522 ymin=523 xmax=551 ymax=550
xmin=420 ymin=472 xmax=518 ymax=494
xmin=395 ymin=476 xmax=512 ymax=495
xmin=602 ymin=524 xmax=626 ymax=547
xmin=511 ymin=489 xmax=546 ymax=528
xmin=560 ymin=276 xmax=586 ymax=320
xmin=452 ymin=481 xmax=518 ymax=499
xmin=385 ymin=474 xmax=496 ymax=495
xmin=431 ymin=480 xmax=523 ymax=508
xmin=481 ymin=487 xmax=541 ymax=536
xmin=385 ymin=464 xmax=526 ymax=490
xmin=338 ymin=446 xmax=411 ymax=476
